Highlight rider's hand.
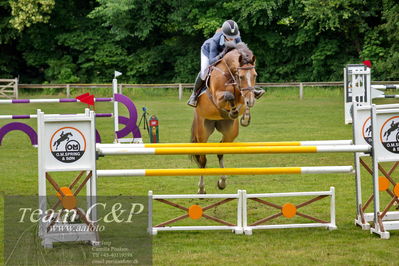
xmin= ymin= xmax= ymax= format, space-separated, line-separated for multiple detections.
xmin=217 ymin=51 xmax=226 ymax=60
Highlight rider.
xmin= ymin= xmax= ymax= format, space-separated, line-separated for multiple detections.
xmin=187 ymin=20 xmax=264 ymax=107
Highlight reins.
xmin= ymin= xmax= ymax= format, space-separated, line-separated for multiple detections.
xmin=205 ymin=56 xmax=256 ymax=119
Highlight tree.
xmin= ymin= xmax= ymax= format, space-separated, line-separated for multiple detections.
xmin=1 ymin=0 xmax=398 ymax=83
xmin=9 ymin=0 xmax=55 ymax=31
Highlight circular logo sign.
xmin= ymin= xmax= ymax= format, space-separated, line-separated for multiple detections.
xmin=362 ymin=117 xmax=372 ymax=145
xmin=380 ymin=116 xmax=399 ymax=154
xmin=50 ymin=127 xmax=87 ymax=163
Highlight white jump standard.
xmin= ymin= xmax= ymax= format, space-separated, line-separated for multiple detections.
xmin=344 ymin=64 xmax=399 ymax=124
xmin=37 ymin=109 xmax=99 ymax=248
xmin=370 ymin=106 xmax=399 ymax=239
xmin=352 ymin=103 xmax=399 ymax=231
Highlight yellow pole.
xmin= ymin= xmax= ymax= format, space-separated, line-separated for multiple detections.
xmin=153 ymin=146 xmax=318 ymax=155
xmin=144 ymin=142 xmax=302 ymax=148
xmin=145 ymin=167 xmax=302 ymax=176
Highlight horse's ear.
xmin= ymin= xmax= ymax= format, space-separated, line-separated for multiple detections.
xmin=252 ymin=55 xmax=256 ymax=65
xmin=238 ymin=54 xmax=243 ymax=65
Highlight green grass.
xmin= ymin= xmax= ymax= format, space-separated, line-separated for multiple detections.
xmin=1 ymin=87 xmax=399 ymax=265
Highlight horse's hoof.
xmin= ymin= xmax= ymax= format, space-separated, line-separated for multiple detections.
xmin=217 ymin=179 xmax=226 ymax=190
xmin=197 ymin=189 xmax=206 ymax=194
xmin=229 ymin=111 xmax=239 ymax=119
xmin=240 ymin=115 xmax=251 ymax=127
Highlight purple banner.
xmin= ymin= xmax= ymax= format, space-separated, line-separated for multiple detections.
xmin=12 ymin=99 xmax=30 ymax=103
xmin=12 ymin=115 xmax=31 ymax=119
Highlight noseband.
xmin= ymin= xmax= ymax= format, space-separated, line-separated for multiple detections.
xmin=213 ymin=60 xmax=256 ymax=93
xmin=236 ymin=65 xmax=256 ymax=93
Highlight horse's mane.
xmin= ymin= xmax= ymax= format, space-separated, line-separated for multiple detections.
xmin=224 ymin=42 xmax=254 ymax=66
xmin=235 ymin=42 xmax=254 ymax=65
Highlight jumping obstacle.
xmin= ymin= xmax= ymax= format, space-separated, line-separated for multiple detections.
xmin=96 ymin=139 xmax=353 ymax=148
xmin=0 ymin=113 xmax=113 ymax=145
xmin=370 ymin=105 xmax=399 ymax=238
xmin=344 ymin=64 xmax=399 ymax=124
xmin=37 ymin=109 xmax=99 ymax=248
xmin=148 ymin=191 xmax=244 ymax=235
xmin=242 ymin=187 xmax=336 ymax=234
xmin=97 ymin=166 xmax=354 ymax=177
xmin=353 ymin=103 xmax=399 ymax=231
xmin=0 ymin=113 xmax=113 ymax=119
xmin=148 ymin=188 xmax=336 ymax=235
xmin=96 ymin=144 xmax=368 ymax=156
xmin=0 ymin=75 xmax=142 ymax=146
xmin=0 ymin=97 xmax=112 ymax=104
xmin=352 ymin=102 xmax=399 ymax=238
xmin=37 ymin=109 xmax=373 ymax=246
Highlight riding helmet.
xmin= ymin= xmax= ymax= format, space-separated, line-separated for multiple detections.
xmin=222 ymin=20 xmax=240 ymax=39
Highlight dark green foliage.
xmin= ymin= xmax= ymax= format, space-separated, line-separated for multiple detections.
xmin=0 ymin=0 xmax=398 ymax=83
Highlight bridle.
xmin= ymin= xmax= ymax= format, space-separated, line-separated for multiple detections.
xmin=210 ymin=60 xmax=256 ymax=93
xmin=236 ymin=65 xmax=256 ymax=93
xmin=222 ymin=61 xmax=256 ymax=94
xmin=206 ymin=59 xmax=256 ymax=119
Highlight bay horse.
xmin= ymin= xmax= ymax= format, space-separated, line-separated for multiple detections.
xmin=191 ymin=42 xmax=258 ymax=194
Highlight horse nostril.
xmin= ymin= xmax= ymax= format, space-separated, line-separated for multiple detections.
xmin=247 ymin=100 xmax=254 ymax=107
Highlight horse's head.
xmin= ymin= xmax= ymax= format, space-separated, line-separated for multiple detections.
xmin=237 ymin=54 xmax=257 ymax=108
xmin=228 ymin=43 xmax=257 ymax=108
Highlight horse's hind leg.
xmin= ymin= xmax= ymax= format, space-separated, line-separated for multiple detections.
xmin=194 ymin=155 xmax=207 ymax=194
xmin=215 ymin=119 xmax=239 ymax=190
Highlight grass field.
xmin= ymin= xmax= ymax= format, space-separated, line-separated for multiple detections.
xmin=1 ymin=87 xmax=399 ymax=265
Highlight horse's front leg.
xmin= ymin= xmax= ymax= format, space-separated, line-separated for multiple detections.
xmin=217 ymin=154 xmax=227 ymax=189
xmin=240 ymin=106 xmax=251 ymax=127
xmin=214 ymin=91 xmax=239 ymax=119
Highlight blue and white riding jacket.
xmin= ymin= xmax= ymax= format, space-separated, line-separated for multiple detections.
xmin=201 ymin=32 xmax=241 ymax=65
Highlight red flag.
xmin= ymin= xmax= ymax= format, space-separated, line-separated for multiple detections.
xmin=363 ymin=60 xmax=372 ymax=68
xmin=76 ymin=93 xmax=90 ymax=100
xmin=80 ymin=95 xmax=95 ymax=106
xmin=76 ymin=93 xmax=95 ymax=110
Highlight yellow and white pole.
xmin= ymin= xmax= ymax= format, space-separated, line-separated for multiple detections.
xmin=97 ymin=166 xmax=354 ymax=177
xmin=96 ymin=145 xmax=370 ymax=156
xmin=97 ymin=139 xmax=353 ymax=149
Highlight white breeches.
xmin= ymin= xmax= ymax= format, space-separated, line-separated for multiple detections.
xmin=200 ymin=51 xmax=210 ymax=80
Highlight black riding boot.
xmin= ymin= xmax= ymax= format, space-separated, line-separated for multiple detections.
xmin=187 ymin=72 xmax=205 ymax=107
xmin=254 ymin=88 xmax=265 ymax=99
